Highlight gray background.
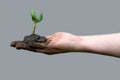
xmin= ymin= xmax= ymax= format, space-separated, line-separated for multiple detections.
xmin=0 ymin=0 xmax=120 ymax=80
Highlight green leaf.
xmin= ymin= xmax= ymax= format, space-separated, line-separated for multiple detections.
xmin=37 ymin=13 xmax=43 ymax=22
xmin=31 ymin=10 xmax=36 ymax=17
xmin=31 ymin=10 xmax=43 ymax=23
xmin=31 ymin=10 xmax=37 ymax=22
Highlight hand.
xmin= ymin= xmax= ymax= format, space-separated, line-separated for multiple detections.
xmin=11 ymin=32 xmax=83 ymax=55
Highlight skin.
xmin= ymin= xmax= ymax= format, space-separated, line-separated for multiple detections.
xmin=11 ymin=32 xmax=120 ymax=58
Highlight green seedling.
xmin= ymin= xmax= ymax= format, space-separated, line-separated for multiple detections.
xmin=23 ymin=10 xmax=46 ymax=44
xmin=31 ymin=10 xmax=43 ymax=34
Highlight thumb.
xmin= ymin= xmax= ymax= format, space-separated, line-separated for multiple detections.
xmin=45 ymin=35 xmax=52 ymax=39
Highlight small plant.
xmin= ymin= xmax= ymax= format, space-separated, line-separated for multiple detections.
xmin=23 ymin=10 xmax=46 ymax=44
xmin=31 ymin=10 xmax=43 ymax=34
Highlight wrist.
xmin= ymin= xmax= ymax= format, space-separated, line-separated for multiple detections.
xmin=72 ymin=35 xmax=89 ymax=52
xmin=74 ymin=35 xmax=96 ymax=53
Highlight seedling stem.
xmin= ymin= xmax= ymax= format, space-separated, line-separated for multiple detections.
xmin=31 ymin=10 xmax=43 ymax=34
xmin=32 ymin=22 xmax=37 ymax=34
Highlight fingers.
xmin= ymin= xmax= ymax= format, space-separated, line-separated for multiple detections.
xmin=15 ymin=41 xmax=25 ymax=49
xmin=10 ymin=41 xmax=49 ymax=54
xmin=11 ymin=41 xmax=26 ymax=49
xmin=28 ymin=42 xmax=47 ymax=49
xmin=11 ymin=41 xmax=21 ymax=47
xmin=10 ymin=41 xmax=36 ymax=51
xmin=10 ymin=40 xmax=62 ymax=55
xmin=10 ymin=40 xmax=51 ymax=52
xmin=11 ymin=41 xmax=24 ymax=49
xmin=10 ymin=35 xmax=52 ymax=53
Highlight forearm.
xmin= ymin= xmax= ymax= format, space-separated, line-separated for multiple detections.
xmin=79 ymin=33 xmax=120 ymax=57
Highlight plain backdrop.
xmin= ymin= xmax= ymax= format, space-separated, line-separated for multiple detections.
xmin=0 ymin=0 xmax=120 ymax=80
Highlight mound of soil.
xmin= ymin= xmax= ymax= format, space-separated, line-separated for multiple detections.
xmin=23 ymin=34 xmax=47 ymax=44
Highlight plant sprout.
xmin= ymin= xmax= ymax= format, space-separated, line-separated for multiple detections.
xmin=31 ymin=10 xmax=43 ymax=34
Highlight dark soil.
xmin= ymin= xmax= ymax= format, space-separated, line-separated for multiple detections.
xmin=23 ymin=34 xmax=47 ymax=44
